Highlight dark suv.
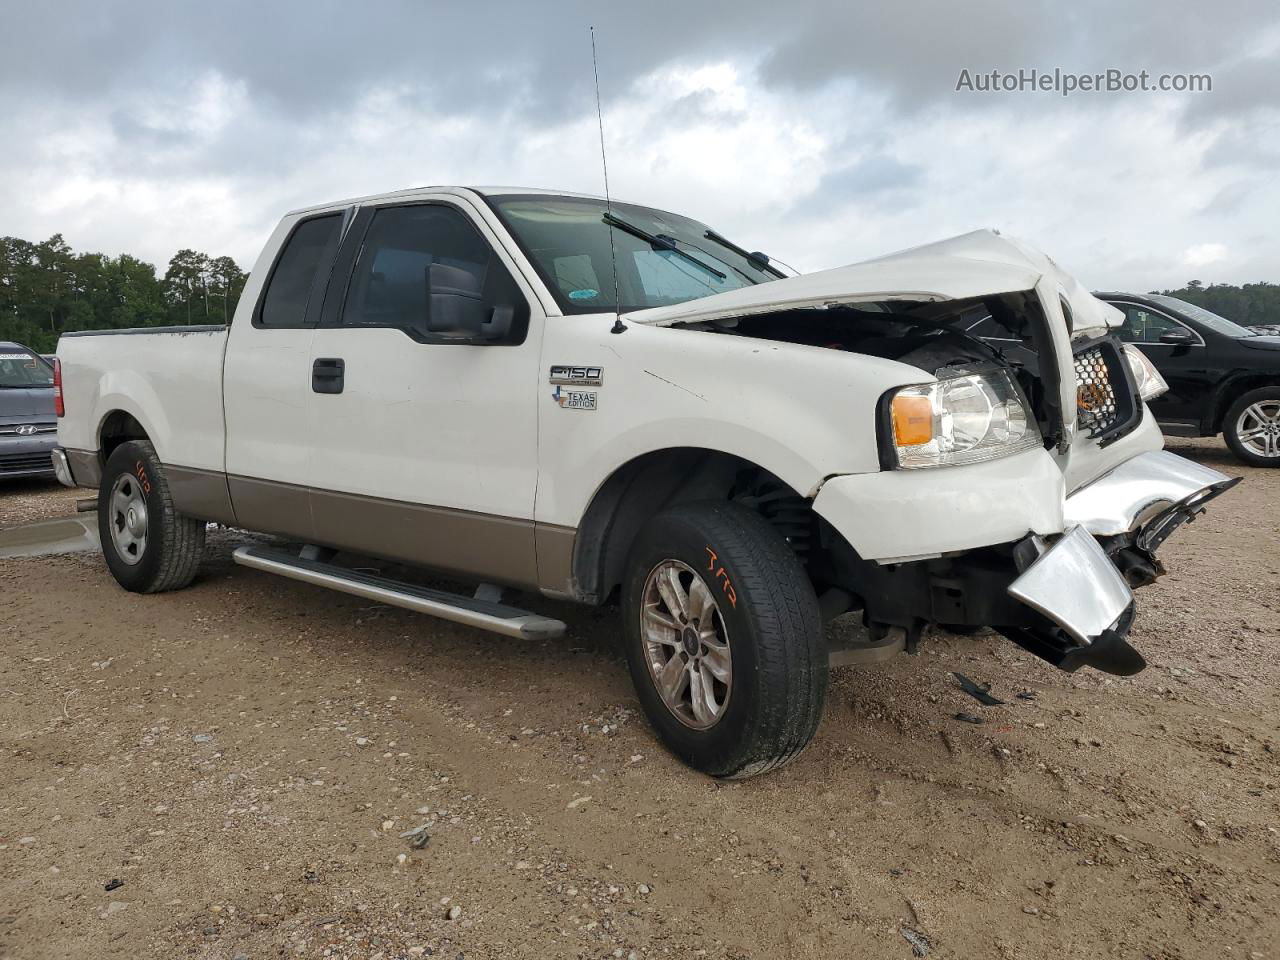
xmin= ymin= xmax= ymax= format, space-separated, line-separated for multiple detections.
xmin=0 ymin=341 xmax=58 ymax=480
xmin=1094 ymin=294 xmax=1280 ymax=466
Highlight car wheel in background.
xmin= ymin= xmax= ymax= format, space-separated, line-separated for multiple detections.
xmin=98 ymin=439 xmax=206 ymax=592
xmin=622 ymin=501 xmax=827 ymax=779
xmin=1223 ymin=387 xmax=1280 ymax=467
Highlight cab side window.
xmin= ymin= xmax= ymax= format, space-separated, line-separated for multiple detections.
xmin=1119 ymin=305 xmax=1185 ymax=344
xmin=257 ymin=214 xmax=343 ymax=327
xmin=341 ymin=204 xmax=528 ymax=344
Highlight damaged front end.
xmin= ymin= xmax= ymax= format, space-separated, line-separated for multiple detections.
xmin=634 ymin=228 xmax=1240 ymax=677
xmin=815 ymin=447 xmax=1238 ymax=677
xmin=1001 ymin=450 xmax=1239 ymax=675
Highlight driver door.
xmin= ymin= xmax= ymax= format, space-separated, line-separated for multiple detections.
xmin=305 ymin=196 xmax=544 ymax=588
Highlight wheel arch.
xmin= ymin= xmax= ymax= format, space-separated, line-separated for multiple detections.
xmin=569 ymin=447 xmax=811 ymax=604
xmin=97 ymin=409 xmax=154 ymax=469
xmin=1208 ymin=374 xmax=1280 ymax=433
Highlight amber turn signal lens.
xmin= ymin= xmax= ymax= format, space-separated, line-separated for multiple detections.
xmin=891 ymin=395 xmax=933 ymax=446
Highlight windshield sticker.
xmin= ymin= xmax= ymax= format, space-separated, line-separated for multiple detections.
xmin=568 ymin=288 xmax=599 ymax=301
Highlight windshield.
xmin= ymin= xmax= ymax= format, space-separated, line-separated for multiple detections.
xmin=0 ymin=349 xmax=54 ymax=388
xmin=487 ymin=195 xmax=780 ymax=314
xmin=1147 ymin=295 xmax=1255 ymax=338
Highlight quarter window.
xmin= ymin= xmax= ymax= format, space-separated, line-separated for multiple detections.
xmin=258 ymin=214 xmax=343 ymax=327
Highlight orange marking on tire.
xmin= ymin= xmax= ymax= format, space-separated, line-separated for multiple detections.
xmin=704 ymin=545 xmax=737 ymax=608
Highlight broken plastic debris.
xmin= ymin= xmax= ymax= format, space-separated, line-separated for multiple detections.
xmin=901 ymin=927 xmax=931 ymax=956
xmin=952 ymin=672 xmax=1005 ymax=706
xmin=104 ymin=878 xmax=124 ymax=892
xmin=398 ymin=823 xmax=432 ymax=849
xmin=954 ymin=712 xmax=984 ymax=725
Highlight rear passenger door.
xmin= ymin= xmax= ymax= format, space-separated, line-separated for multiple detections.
xmin=223 ymin=210 xmax=346 ymax=539
xmin=304 ymin=197 xmax=544 ymax=587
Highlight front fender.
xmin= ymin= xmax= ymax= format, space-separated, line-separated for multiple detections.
xmin=534 ymin=317 xmax=929 ymax=528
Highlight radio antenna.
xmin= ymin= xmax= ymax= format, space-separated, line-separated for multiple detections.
xmin=591 ymin=26 xmax=626 ymax=334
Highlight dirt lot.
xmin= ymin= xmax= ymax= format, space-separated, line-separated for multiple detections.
xmin=1 ymin=438 xmax=1277 ymax=960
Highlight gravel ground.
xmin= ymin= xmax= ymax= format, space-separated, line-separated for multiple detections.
xmin=0 ymin=478 xmax=80 ymax=526
xmin=1 ymin=437 xmax=1277 ymax=960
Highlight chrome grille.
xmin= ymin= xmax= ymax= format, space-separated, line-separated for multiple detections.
xmin=1074 ymin=346 xmax=1120 ymax=438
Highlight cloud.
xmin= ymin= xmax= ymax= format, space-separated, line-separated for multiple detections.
xmin=1182 ymin=243 xmax=1230 ymax=268
xmin=0 ymin=0 xmax=1276 ymax=292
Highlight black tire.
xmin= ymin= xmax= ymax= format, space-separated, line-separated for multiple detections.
xmin=1223 ymin=387 xmax=1280 ymax=467
xmin=621 ymin=501 xmax=827 ymax=779
xmin=98 ymin=439 xmax=206 ymax=593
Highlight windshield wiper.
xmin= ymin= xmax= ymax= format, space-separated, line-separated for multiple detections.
xmin=703 ymin=229 xmax=786 ymax=279
xmin=602 ymin=212 xmax=727 ymax=280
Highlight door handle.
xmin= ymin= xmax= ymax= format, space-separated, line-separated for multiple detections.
xmin=312 ymin=358 xmax=345 ymax=394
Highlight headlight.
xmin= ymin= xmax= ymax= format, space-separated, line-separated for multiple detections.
xmin=1122 ymin=343 xmax=1168 ymax=401
xmin=886 ymin=369 xmax=1042 ymax=469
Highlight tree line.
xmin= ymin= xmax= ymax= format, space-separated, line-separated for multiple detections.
xmin=0 ymin=234 xmax=247 ymax=353
xmin=3 ymin=233 xmax=1279 ymax=355
xmin=1157 ymin=280 xmax=1280 ymax=329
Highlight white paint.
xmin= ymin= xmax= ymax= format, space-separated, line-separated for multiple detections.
xmin=57 ymin=186 xmax=1167 ymax=584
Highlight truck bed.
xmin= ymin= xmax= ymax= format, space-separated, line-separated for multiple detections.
xmin=56 ymin=325 xmax=229 ymax=476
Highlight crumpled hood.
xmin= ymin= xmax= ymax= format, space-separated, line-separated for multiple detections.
xmin=0 ymin=388 xmax=55 ymax=420
xmin=625 ymin=228 xmax=1122 ymax=333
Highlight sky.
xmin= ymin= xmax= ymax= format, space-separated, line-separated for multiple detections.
xmin=1 ymin=0 xmax=1278 ymax=292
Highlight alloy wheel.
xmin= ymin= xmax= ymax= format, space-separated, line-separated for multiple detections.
xmin=1235 ymin=401 xmax=1280 ymax=458
xmin=640 ymin=559 xmax=732 ymax=729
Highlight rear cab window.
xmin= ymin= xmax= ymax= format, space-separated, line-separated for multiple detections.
xmin=256 ymin=214 xmax=344 ymax=327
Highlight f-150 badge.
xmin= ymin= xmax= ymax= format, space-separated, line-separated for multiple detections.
xmin=549 ymin=365 xmax=603 ymax=386
xmin=552 ymin=386 xmax=597 ymax=410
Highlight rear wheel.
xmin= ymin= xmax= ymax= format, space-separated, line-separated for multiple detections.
xmin=622 ymin=501 xmax=826 ymax=779
xmin=98 ymin=440 xmax=206 ymax=592
xmin=1223 ymin=387 xmax=1280 ymax=467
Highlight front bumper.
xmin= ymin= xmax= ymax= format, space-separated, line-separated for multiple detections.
xmin=821 ymin=448 xmax=1238 ymax=677
xmin=998 ymin=450 xmax=1238 ymax=674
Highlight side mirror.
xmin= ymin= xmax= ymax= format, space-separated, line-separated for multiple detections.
xmin=424 ymin=262 xmax=488 ymax=337
xmin=1158 ymin=327 xmax=1194 ymax=345
xmin=480 ymin=304 xmax=514 ymax=340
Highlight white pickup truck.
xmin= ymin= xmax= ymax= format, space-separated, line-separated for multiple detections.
xmin=54 ymin=186 xmax=1238 ymax=778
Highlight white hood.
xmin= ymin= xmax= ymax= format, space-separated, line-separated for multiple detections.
xmin=626 ymin=229 xmax=1122 ymax=334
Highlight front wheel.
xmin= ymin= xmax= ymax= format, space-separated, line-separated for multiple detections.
xmin=98 ymin=439 xmax=206 ymax=593
xmin=622 ymin=501 xmax=827 ymax=779
xmin=1223 ymin=387 xmax=1280 ymax=467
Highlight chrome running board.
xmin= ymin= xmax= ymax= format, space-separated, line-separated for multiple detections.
xmin=232 ymin=545 xmax=566 ymax=641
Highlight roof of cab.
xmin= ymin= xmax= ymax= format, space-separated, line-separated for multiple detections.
xmin=285 ymin=185 xmax=609 ymax=217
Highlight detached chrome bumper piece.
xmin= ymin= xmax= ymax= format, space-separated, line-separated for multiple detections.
xmin=51 ymin=448 xmax=76 ymax=488
xmin=1000 ymin=450 xmax=1238 ymax=676
xmin=1064 ymin=449 xmax=1239 ymax=542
